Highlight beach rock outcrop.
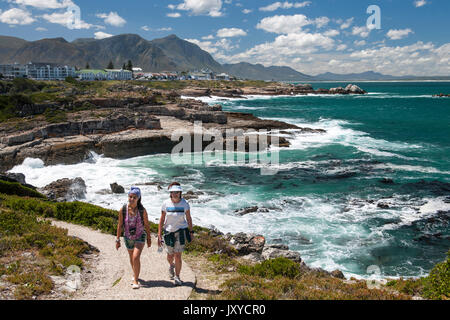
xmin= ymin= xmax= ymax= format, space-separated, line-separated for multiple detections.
xmin=38 ymin=177 xmax=87 ymax=202
xmin=110 ymin=182 xmax=125 ymax=194
xmin=261 ymin=244 xmax=302 ymax=263
xmin=228 ymin=232 xmax=266 ymax=255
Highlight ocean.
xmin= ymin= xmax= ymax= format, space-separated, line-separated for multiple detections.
xmin=9 ymin=81 xmax=450 ymax=279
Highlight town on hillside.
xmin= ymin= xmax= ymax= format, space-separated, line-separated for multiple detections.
xmin=0 ymin=62 xmax=235 ymax=82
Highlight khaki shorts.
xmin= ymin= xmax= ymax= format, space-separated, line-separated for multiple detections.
xmin=165 ymin=231 xmax=185 ymax=254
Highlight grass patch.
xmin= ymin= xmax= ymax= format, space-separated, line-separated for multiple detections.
xmin=0 ymin=207 xmax=90 ymax=299
xmin=0 ymin=193 xmax=159 ymax=235
xmin=220 ymin=271 xmax=411 ymax=300
xmin=238 ymin=257 xmax=302 ymax=279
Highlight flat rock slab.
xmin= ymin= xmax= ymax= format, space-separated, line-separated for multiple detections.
xmin=51 ymin=220 xmax=196 ymax=300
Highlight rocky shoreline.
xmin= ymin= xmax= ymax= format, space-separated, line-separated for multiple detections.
xmin=0 ymin=82 xmax=365 ymax=171
xmin=1 ymin=82 xmax=364 ymax=171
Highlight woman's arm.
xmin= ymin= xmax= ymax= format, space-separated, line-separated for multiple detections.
xmin=158 ymin=211 xmax=166 ymax=245
xmin=143 ymin=209 xmax=152 ymax=247
xmin=185 ymin=209 xmax=193 ymax=239
xmin=116 ymin=207 xmax=123 ymax=250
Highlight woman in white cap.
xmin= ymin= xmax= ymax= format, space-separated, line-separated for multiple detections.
xmin=157 ymin=182 xmax=194 ymax=286
xmin=116 ymin=186 xmax=152 ymax=289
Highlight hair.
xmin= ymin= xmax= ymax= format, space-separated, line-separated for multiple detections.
xmin=168 ymin=181 xmax=181 ymax=200
xmin=137 ymin=197 xmax=145 ymax=212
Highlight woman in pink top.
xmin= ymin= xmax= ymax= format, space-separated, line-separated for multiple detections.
xmin=116 ymin=186 xmax=151 ymax=289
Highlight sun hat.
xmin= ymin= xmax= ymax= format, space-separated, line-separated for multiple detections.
xmin=168 ymin=185 xmax=183 ymax=192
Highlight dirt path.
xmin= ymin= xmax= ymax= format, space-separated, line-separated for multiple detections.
xmin=52 ymin=220 xmax=196 ymax=300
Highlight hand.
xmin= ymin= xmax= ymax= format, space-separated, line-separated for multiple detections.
xmin=157 ymin=235 xmax=162 ymax=247
xmin=115 ymin=241 xmax=120 ymax=250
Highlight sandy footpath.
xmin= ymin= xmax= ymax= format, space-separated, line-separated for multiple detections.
xmin=51 ymin=220 xmax=196 ymax=300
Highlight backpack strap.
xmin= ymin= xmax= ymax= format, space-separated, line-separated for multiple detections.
xmin=122 ymin=204 xmax=127 ymax=235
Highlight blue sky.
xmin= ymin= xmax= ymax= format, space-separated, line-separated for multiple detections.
xmin=0 ymin=0 xmax=449 ymax=76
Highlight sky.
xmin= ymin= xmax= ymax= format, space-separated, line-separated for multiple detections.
xmin=0 ymin=0 xmax=449 ymax=76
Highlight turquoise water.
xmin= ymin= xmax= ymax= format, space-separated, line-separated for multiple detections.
xmin=11 ymin=82 xmax=450 ymax=279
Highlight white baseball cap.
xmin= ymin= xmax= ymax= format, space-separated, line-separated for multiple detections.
xmin=168 ymin=185 xmax=183 ymax=192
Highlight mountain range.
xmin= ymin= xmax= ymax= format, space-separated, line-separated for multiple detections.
xmin=0 ymin=34 xmax=448 ymax=81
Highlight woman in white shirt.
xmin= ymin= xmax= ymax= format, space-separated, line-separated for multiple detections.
xmin=158 ymin=182 xmax=194 ymax=286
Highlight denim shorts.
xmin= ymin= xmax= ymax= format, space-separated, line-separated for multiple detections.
xmin=124 ymin=232 xmax=146 ymax=250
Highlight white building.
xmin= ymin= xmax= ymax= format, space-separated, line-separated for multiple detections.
xmin=77 ymin=68 xmax=132 ymax=81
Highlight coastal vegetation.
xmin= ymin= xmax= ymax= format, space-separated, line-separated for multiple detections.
xmin=0 ymin=179 xmax=449 ymax=300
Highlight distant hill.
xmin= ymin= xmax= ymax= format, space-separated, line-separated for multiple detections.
xmin=0 ymin=33 xmax=311 ymax=80
xmin=151 ymin=34 xmax=224 ymax=72
xmin=314 ymin=71 xmax=399 ymax=81
xmin=0 ymin=34 xmax=448 ymax=81
xmin=223 ymin=62 xmax=314 ymax=81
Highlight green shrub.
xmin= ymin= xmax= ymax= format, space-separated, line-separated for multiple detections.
xmin=238 ymin=257 xmax=302 ymax=279
xmin=0 ymin=180 xmax=46 ymax=199
xmin=422 ymin=251 xmax=450 ymax=300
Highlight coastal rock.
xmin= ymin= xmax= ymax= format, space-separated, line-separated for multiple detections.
xmin=229 ymin=232 xmax=266 ymax=255
xmin=261 ymin=245 xmax=302 ymax=263
xmin=345 ymin=84 xmax=366 ymax=94
xmin=0 ymin=115 xmax=161 ymax=147
xmin=432 ymin=93 xmax=450 ymax=97
xmin=38 ymin=177 xmax=87 ymax=202
xmin=110 ymin=182 xmax=125 ymax=194
xmin=234 ymin=206 xmax=270 ymax=216
xmin=331 ymin=269 xmax=345 ymax=279
xmin=0 ymin=172 xmax=26 ymax=185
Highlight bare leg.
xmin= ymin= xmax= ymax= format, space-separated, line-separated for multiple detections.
xmin=127 ymin=249 xmax=134 ymax=276
xmin=132 ymin=243 xmax=144 ymax=284
xmin=167 ymin=253 xmax=174 ymax=267
xmin=174 ymin=252 xmax=182 ymax=277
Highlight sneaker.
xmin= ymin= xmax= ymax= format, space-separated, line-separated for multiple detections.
xmin=168 ymin=265 xmax=175 ymax=280
xmin=132 ymin=283 xmax=140 ymax=289
xmin=174 ymin=276 xmax=182 ymax=286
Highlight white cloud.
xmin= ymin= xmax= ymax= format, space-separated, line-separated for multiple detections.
xmin=35 ymin=26 xmax=47 ymax=31
xmin=42 ymin=10 xmax=92 ymax=29
xmin=259 ymin=1 xmax=311 ymax=12
xmin=202 ymin=34 xmax=215 ymax=40
xmin=313 ymin=16 xmax=330 ymax=28
xmin=324 ymin=29 xmax=339 ymax=37
xmin=94 ymin=31 xmax=113 ymax=39
xmin=10 ymin=0 xmax=73 ymax=9
xmin=168 ymin=4 xmax=176 ymax=10
xmin=354 ymin=40 xmax=366 ymax=46
xmin=242 ymin=9 xmax=252 ymax=14
xmin=352 ymin=26 xmax=371 ymax=38
xmin=167 ymin=12 xmax=181 ymax=18
xmin=96 ymin=12 xmax=126 ymax=27
xmin=185 ymin=38 xmax=218 ymax=54
xmin=158 ymin=27 xmax=172 ymax=31
xmin=185 ymin=37 xmax=238 ymax=54
xmin=336 ymin=44 xmax=347 ymax=51
xmin=217 ymin=27 xmax=247 ymax=37
xmin=339 ymin=17 xmax=353 ymax=30
xmin=414 ymin=0 xmax=428 ymax=7
xmin=141 ymin=25 xmax=150 ymax=31
xmin=387 ymin=28 xmax=414 ymax=40
xmin=176 ymin=0 xmax=223 ymax=17
xmin=256 ymin=14 xmax=310 ymax=34
xmin=0 ymin=8 xmax=35 ymax=25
